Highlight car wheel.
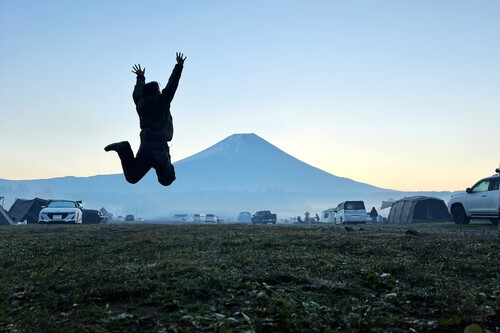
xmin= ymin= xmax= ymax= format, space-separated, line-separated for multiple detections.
xmin=490 ymin=218 xmax=499 ymax=226
xmin=451 ymin=206 xmax=470 ymax=224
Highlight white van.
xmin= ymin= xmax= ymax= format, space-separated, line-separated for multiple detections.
xmin=334 ymin=201 xmax=367 ymax=224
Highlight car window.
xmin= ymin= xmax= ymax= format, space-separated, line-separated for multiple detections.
xmin=490 ymin=179 xmax=499 ymax=191
xmin=48 ymin=201 xmax=76 ymax=208
xmin=345 ymin=201 xmax=365 ymax=210
xmin=471 ymin=180 xmax=490 ymax=193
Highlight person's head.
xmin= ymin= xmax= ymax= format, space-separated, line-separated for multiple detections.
xmin=143 ymin=81 xmax=160 ymax=96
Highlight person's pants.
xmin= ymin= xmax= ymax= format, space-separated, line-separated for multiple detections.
xmin=116 ymin=141 xmax=176 ymax=186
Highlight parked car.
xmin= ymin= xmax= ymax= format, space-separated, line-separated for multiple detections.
xmin=38 ymin=200 xmax=83 ymax=224
xmin=447 ymin=170 xmax=499 ymax=225
xmin=252 ymin=210 xmax=277 ymax=224
xmin=125 ymin=214 xmax=135 ymax=222
xmin=205 ymin=214 xmax=218 ymax=223
xmin=82 ymin=209 xmax=107 ymax=224
xmin=334 ymin=201 xmax=367 ymax=224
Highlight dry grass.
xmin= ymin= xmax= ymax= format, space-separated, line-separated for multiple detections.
xmin=0 ymin=223 xmax=499 ymax=332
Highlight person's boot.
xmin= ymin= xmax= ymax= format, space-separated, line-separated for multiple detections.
xmin=104 ymin=141 xmax=129 ymax=153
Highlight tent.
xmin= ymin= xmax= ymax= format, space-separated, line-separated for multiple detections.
xmin=0 ymin=205 xmax=14 ymax=225
xmin=8 ymin=198 xmax=50 ymax=224
xmin=319 ymin=208 xmax=335 ymax=223
xmin=387 ymin=196 xmax=451 ymax=223
xmin=237 ymin=212 xmax=252 ymax=223
xmin=100 ymin=207 xmax=113 ymax=222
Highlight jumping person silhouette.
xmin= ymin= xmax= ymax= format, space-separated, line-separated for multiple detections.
xmin=105 ymin=52 xmax=186 ymax=186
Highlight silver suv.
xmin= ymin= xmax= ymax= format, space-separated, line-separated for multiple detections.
xmin=447 ymin=169 xmax=500 ymax=225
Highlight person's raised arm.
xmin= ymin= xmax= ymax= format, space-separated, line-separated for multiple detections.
xmin=162 ymin=53 xmax=186 ymax=102
xmin=132 ymin=64 xmax=146 ymax=105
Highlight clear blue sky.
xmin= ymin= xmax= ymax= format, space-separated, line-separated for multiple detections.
xmin=1 ymin=0 xmax=499 ymax=191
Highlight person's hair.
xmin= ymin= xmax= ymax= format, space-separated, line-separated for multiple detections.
xmin=143 ymin=81 xmax=160 ymax=96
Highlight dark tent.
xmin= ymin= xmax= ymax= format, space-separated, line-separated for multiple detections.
xmin=8 ymin=198 xmax=50 ymax=224
xmin=99 ymin=207 xmax=113 ymax=222
xmin=0 ymin=205 xmax=14 ymax=225
xmin=387 ymin=196 xmax=452 ymax=223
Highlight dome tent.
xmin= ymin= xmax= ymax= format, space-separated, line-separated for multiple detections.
xmin=387 ymin=196 xmax=451 ymax=223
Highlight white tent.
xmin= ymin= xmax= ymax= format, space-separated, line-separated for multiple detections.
xmin=319 ymin=208 xmax=336 ymax=223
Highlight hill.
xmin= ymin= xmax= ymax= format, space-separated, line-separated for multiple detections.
xmin=0 ymin=133 xmax=449 ymax=219
xmin=173 ymin=133 xmax=384 ymax=193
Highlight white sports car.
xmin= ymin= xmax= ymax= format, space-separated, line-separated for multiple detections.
xmin=38 ymin=200 xmax=83 ymax=224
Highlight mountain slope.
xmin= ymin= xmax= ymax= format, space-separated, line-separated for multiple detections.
xmin=172 ymin=133 xmax=384 ymax=193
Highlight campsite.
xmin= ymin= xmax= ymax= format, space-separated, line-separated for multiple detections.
xmin=0 ymin=222 xmax=498 ymax=332
xmin=0 ymin=195 xmax=457 ymax=226
xmin=0 ymin=198 xmax=109 ymax=225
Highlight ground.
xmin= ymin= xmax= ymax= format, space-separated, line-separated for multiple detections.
xmin=0 ymin=222 xmax=499 ymax=332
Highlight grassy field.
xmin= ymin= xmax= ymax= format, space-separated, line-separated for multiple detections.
xmin=0 ymin=223 xmax=498 ymax=332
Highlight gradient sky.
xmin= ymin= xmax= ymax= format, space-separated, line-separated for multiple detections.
xmin=0 ymin=0 xmax=499 ymax=191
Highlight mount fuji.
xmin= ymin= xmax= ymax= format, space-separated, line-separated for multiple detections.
xmin=172 ymin=133 xmax=383 ymax=193
xmin=0 ymin=133 xmax=410 ymax=219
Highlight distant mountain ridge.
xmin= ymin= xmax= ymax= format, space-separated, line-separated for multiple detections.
xmin=0 ymin=133 xmax=435 ymax=218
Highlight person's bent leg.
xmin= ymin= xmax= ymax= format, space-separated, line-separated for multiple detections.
xmin=123 ymin=143 xmax=152 ymax=184
xmin=152 ymin=144 xmax=176 ymax=186
xmin=104 ymin=141 xmax=151 ymax=184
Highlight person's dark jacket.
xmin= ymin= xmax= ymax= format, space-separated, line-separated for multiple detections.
xmin=132 ymin=64 xmax=183 ymax=143
xmin=369 ymin=207 xmax=378 ymax=218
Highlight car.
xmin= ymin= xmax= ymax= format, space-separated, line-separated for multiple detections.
xmin=447 ymin=170 xmax=499 ymax=225
xmin=205 ymin=214 xmax=218 ymax=223
xmin=333 ymin=201 xmax=367 ymax=224
xmin=38 ymin=200 xmax=83 ymax=224
xmin=125 ymin=214 xmax=135 ymax=222
xmin=82 ymin=209 xmax=107 ymax=224
xmin=251 ymin=210 xmax=277 ymax=224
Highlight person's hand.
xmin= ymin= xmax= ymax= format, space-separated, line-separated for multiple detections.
xmin=132 ymin=64 xmax=145 ymax=76
xmin=176 ymin=52 xmax=186 ymax=65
